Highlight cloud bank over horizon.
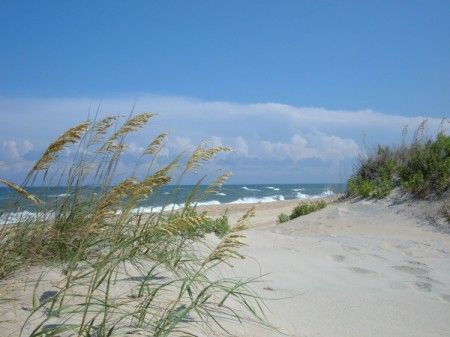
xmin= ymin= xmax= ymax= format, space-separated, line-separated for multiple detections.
xmin=0 ymin=94 xmax=447 ymax=184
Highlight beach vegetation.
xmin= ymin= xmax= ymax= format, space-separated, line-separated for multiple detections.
xmin=0 ymin=113 xmax=269 ymax=336
xmin=347 ymin=120 xmax=449 ymax=199
xmin=277 ymin=213 xmax=290 ymax=224
xmin=278 ymin=200 xmax=327 ymax=223
xmin=167 ymin=206 xmax=230 ymax=238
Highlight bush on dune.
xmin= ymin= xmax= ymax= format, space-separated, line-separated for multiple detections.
xmin=347 ymin=120 xmax=450 ymax=200
xmin=277 ymin=199 xmax=327 ymax=224
xmin=0 ymin=113 xmax=269 ymax=336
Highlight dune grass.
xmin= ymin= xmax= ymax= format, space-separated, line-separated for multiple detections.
xmin=347 ymin=119 xmax=449 ymax=200
xmin=277 ymin=199 xmax=327 ymax=224
xmin=0 ymin=113 xmax=269 ymax=336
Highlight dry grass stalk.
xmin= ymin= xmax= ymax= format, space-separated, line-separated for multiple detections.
xmin=144 ymin=132 xmax=171 ymax=155
xmin=109 ymin=112 xmax=157 ymax=143
xmin=32 ymin=121 xmax=91 ymax=171
xmin=0 ymin=179 xmax=42 ymax=204
xmin=186 ymin=142 xmax=231 ymax=171
xmin=159 ymin=214 xmax=209 ymax=236
xmin=89 ymin=178 xmax=138 ymax=228
xmin=203 ymin=206 xmax=255 ymax=267
xmin=203 ymin=227 xmax=247 ymax=266
xmin=131 ymin=175 xmax=172 ymax=199
xmin=413 ymin=119 xmax=428 ymax=141
xmin=90 ymin=115 xmax=122 ymax=144
xmin=199 ymin=172 xmax=232 ymax=200
xmin=97 ymin=113 xmax=156 ymax=154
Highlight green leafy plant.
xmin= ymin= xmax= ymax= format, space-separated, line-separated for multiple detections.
xmin=279 ymin=200 xmax=327 ymax=222
xmin=277 ymin=213 xmax=290 ymax=224
xmin=347 ymin=119 xmax=449 ymax=199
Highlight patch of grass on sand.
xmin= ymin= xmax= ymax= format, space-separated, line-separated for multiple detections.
xmin=278 ymin=200 xmax=327 ymax=224
xmin=0 ymin=113 xmax=270 ymax=336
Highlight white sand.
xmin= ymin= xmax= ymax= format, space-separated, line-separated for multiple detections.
xmin=1 ymin=193 xmax=449 ymax=337
xmin=211 ymin=193 xmax=450 ymax=337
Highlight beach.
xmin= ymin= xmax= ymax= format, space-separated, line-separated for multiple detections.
xmin=1 ymin=192 xmax=449 ymax=337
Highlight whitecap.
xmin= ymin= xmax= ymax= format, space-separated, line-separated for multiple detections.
xmin=242 ymin=186 xmax=261 ymax=192
xmin=230 ymin=195 xmax=285 ymax=204
xmin=197 ymin=200 xmax=221 ymax=206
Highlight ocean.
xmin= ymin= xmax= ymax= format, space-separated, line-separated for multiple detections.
xmin=0 ymin=183 xmax=346 ymax=224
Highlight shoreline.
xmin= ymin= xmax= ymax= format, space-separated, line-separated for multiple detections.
xmin=196 ymin=194 xmax=344 ymax=229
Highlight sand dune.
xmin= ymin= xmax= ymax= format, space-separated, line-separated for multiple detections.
xmin=211 ymin=192 xmax=450 ymax=337
xmin=1 ymin=193 xmax=449 ymax=337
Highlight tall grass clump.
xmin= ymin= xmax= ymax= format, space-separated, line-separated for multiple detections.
xmin=0 ymin=113 xmax=270 ymax=336
xmin=347 ymin=119 xmax=449 ymax=199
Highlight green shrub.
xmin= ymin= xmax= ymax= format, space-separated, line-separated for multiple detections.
xmin=401 ymin=133 xmax=449 ymax=197
xmin=289 ymin=200 xmax=327 ymax=220
xmin=373 ymin=177 xmax=395 ymax=199
xmin=358 ymin=179 xmax=375 ymax=197
xmin=277 ymin=200 xmax=327 ymax=224
xmin=347 ymin=121 xmax=449 ymax=199
xmin=277 ymin=213 xmax=290 ymax=224
xmin=347 ymin=176 xmax=360 ymax=198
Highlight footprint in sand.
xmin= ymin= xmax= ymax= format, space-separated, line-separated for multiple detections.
xmin=392 ymin=265 xmax=428 ymax=276
xmin=417 ymin=275 xmax=444 ymax=286
xmin=406 ymin=260 xmax=428 ymax=267
xmin=413 ymin=281 xmax=432 ymax=292
xmin=329 ymin=255 xmax=346 ymax=262
xmin=342 ymin=246 xmax=361 ymax=252
xmin=346 ymin=267 xmax=377 ymax=275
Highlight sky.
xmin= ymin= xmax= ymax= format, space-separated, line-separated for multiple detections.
xmin=0 ymin=1 xmax=449 ymax=184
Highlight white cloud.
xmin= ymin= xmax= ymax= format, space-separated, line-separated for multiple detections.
xmin=1 ymin=140 xmax=34 ymax=161
xmin=0 ymin=140 xmax=36 ymax=179
xmin=259 ymin=132 xmax=358 ymax=162
xmin=127 ymin=142 xmax=146 ymax=154
xmin=0 ymin=94 xmax=447 ymax=183
xmin=232 ymin=136 xmax=251 ymax=158
xmin=261 ymin=135 xmax=318 ymax=161
xmin=210 ymin=136 xmax=224 ymax=148
xmin=167 ymin=136 xmax=195 ymax=153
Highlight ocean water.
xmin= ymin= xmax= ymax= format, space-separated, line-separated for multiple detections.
xmin=0 ymin=183 xmax=345 ymax=224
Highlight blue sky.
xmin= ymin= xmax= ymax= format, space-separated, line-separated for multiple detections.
xmin=0 ymin=1 xmax=449 ymax=184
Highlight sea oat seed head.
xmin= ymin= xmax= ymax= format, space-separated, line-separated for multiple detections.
xmin=0 ymin=179 xmax=42 ymax=204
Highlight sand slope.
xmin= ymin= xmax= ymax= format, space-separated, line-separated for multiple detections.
xmin=219 ymin=194 xmax=450 ymax=337
xmin=1 ymin=194 xmax=449 ymax=337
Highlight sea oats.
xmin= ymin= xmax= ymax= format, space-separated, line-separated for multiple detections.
xmin=32 ymin=121 xmax=91 ymax=171
xmin=186 ymin=143 xmax=231 ymax=171
xmin=144 ymin=132 xmax=171 ymax=155
xmin=97 ymin=142 xmax=128 ymax=154
xmin=89 ymin=178 xmax=138 ymax=227
xmin=98 ymin=113 xmax=156 ymax=153
xmin=90 ymin=115 xmax=122 ymax=144
xmin=131 ymin=175 xmax=172 ymax=198
xmin=200 ymin=172 xmax=232 ymax=200
xmin=235 ymin=204 xmax=256 ymax=230
xmin=414 ymin=119 xmax=428 ymax=140
xmin=202 ymin=206 xmax=253 ymax=266
xmin=202 ymin=231 xmax=247 ymax=266
xmin=159 ymin=214 xmax=208 ymax=236
xmin=109 ymin=113 xmax=157 ymax=142
xmin=0 ymin=179 xmax=42 ymax=204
